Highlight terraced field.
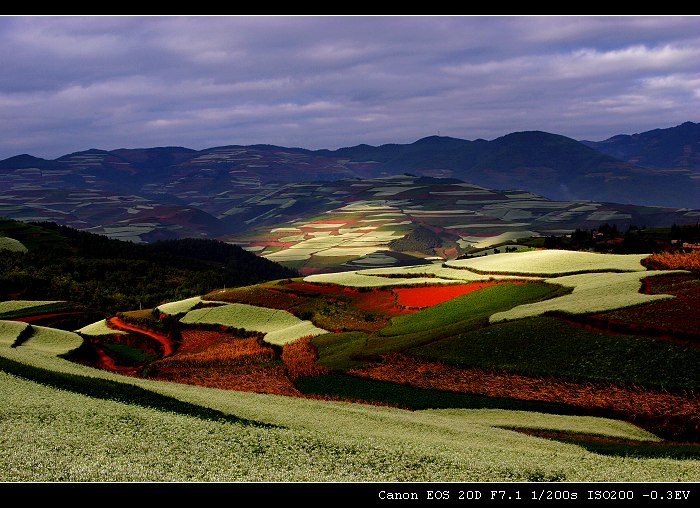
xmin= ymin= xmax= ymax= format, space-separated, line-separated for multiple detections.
xmin=1 ymin=248 xmax=699 ymax=481
xmin=226 ymin=175 xmax=700 ymax=274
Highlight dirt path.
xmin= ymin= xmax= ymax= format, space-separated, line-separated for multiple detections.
xmin=107 ymin=316 xmax=173 ymax=357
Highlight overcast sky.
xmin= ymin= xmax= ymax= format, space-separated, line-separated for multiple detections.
xmin=0 ymin=15 xmax=699 ymax=160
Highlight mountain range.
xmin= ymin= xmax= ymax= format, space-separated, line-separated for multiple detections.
xmin=1 ymin=121 xmax=699 ymax=269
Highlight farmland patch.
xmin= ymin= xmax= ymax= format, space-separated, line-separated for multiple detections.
xmin=592 ymin=273 xmax=700 ymax=340
xmin=411 ymin=316 xmax=700 ymax=390
xmin=17 ymin=325 xmax=83 ymax=355
xmin=490 ymin=271 xmax=684 ymax=323
xmin=393 ymin=282 xmax=501 ymax=308
xmin=349 ymin=352 xmax=700 ymax=441
xmin=77 ymin=319 xmax=128 ymax=336
xmin=180 ymin=303 xmax=327 ymax=345
xmin=446 ymin=249 xmax=650 ymax=275
xmin=0 ymin=236 xmax=27 ymax=253
xmin=2 ymin=325 xmax=699 ymax=480
xmin=305 ymin=270 xmax=461 ymax=288
xmin=0 ymin=300 xmax=65 ymax=315
xmin=382 ymin=283 xmax=563 ymax=337
xmin=0 ymin=320 xmax=30 ymax=346
xmin=156 ymin=297 xmax=203 ymax=316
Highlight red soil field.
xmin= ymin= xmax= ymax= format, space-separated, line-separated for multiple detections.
xmin=176 ymin=328 xmax=237 ymax=355
xmin=152 ymin=363 xmax=302 ymax=397
xmin=282 ymin=335 xmax=333 ymax=381
xmin=392 ymin=281 xmax=500 ymax=308
xmin=170 ymin=329 xmax=273 ymax=364
xmin=210 ymin=286 xmax=304 ymax=311
xmin=349 ymin=289 xmax=405 ymax=315
xmin=280 ymin=281 xmax=414 ymax=317
xmin=91 ymin=345 xmax=141 ymax=375
xmin=145 ymin=326 xmax=299 ymax=396
xmin=282 ymin=281 xmax=348 ymax=294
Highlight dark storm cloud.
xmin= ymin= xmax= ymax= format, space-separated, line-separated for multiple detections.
xmin=0 ymin=15 xmax=698 ymax=159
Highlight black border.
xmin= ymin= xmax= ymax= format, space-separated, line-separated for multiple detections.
xmin=5 ymin=481 xmax=699 ymax=505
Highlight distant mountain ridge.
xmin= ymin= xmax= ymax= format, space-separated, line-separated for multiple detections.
xmin=0 ymin=122 xmax=698 ymax=252
xmin=581 ymin=121 xmax=700 ymax=173
xmin=2 ymin=122 xmax=698 ymax=207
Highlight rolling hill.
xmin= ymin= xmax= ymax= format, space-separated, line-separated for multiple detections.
xmin=1 ymin=246 xmax=699 ymax=483
xmin=220 ymin=174 xmax=700 ymax=274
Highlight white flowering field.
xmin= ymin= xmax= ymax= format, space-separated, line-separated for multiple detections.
xmin=445 ymin=249 xmax=650 ymax=275
xmin=0 ymin=341 xmax=697 ymax=482
xmin=0 ymin=300 xmax=63 ymax=314
xmin=156 ymin=296 xmax=203 ymax=315
xmin=77 ymin=319 xmax=127 ymax=336
xmin=17 ymin=325 xmax=83 ymax=355
xmin=490 ymin=270 xmax=684 ymax=322
xmin=263 ymin=321 xmax=328 ymax=346
xmin=180 ymin=303 xmax=327 ymax=345
xmin=0 ymin=320 xmax=29 ymax=345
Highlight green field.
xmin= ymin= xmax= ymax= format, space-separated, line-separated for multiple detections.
xmin=411 ymin=316 xmax=700 ymax=390
xmin=380 ymin=283 xmax=565 ymax=337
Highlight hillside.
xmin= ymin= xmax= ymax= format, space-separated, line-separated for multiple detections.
xmin=322 ymin=131 xmax=698 ymax=206
xmin=222 ymin=174 xmax=700 ymax=274
xmin=100 ymin=248 xmax=700 ymax=442
xmin=0 ymin=219 xmax=298 ymax=319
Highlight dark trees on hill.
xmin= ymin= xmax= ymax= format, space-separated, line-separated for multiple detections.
xmin=542 ymin=223 xmax=699 ymax=254
xmin=0 ymin=220 xmax=298 ymax=318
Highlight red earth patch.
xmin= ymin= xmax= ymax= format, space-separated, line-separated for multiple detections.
xmin=392 ymin=281 xmax=500 ymax=308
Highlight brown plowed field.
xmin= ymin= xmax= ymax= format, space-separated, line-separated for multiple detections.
xmin=348 ymin=352 xmax=700 ymax=441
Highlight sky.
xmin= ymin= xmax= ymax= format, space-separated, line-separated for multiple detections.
xmin=0 ymin=15 xmax=699 ymax=161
